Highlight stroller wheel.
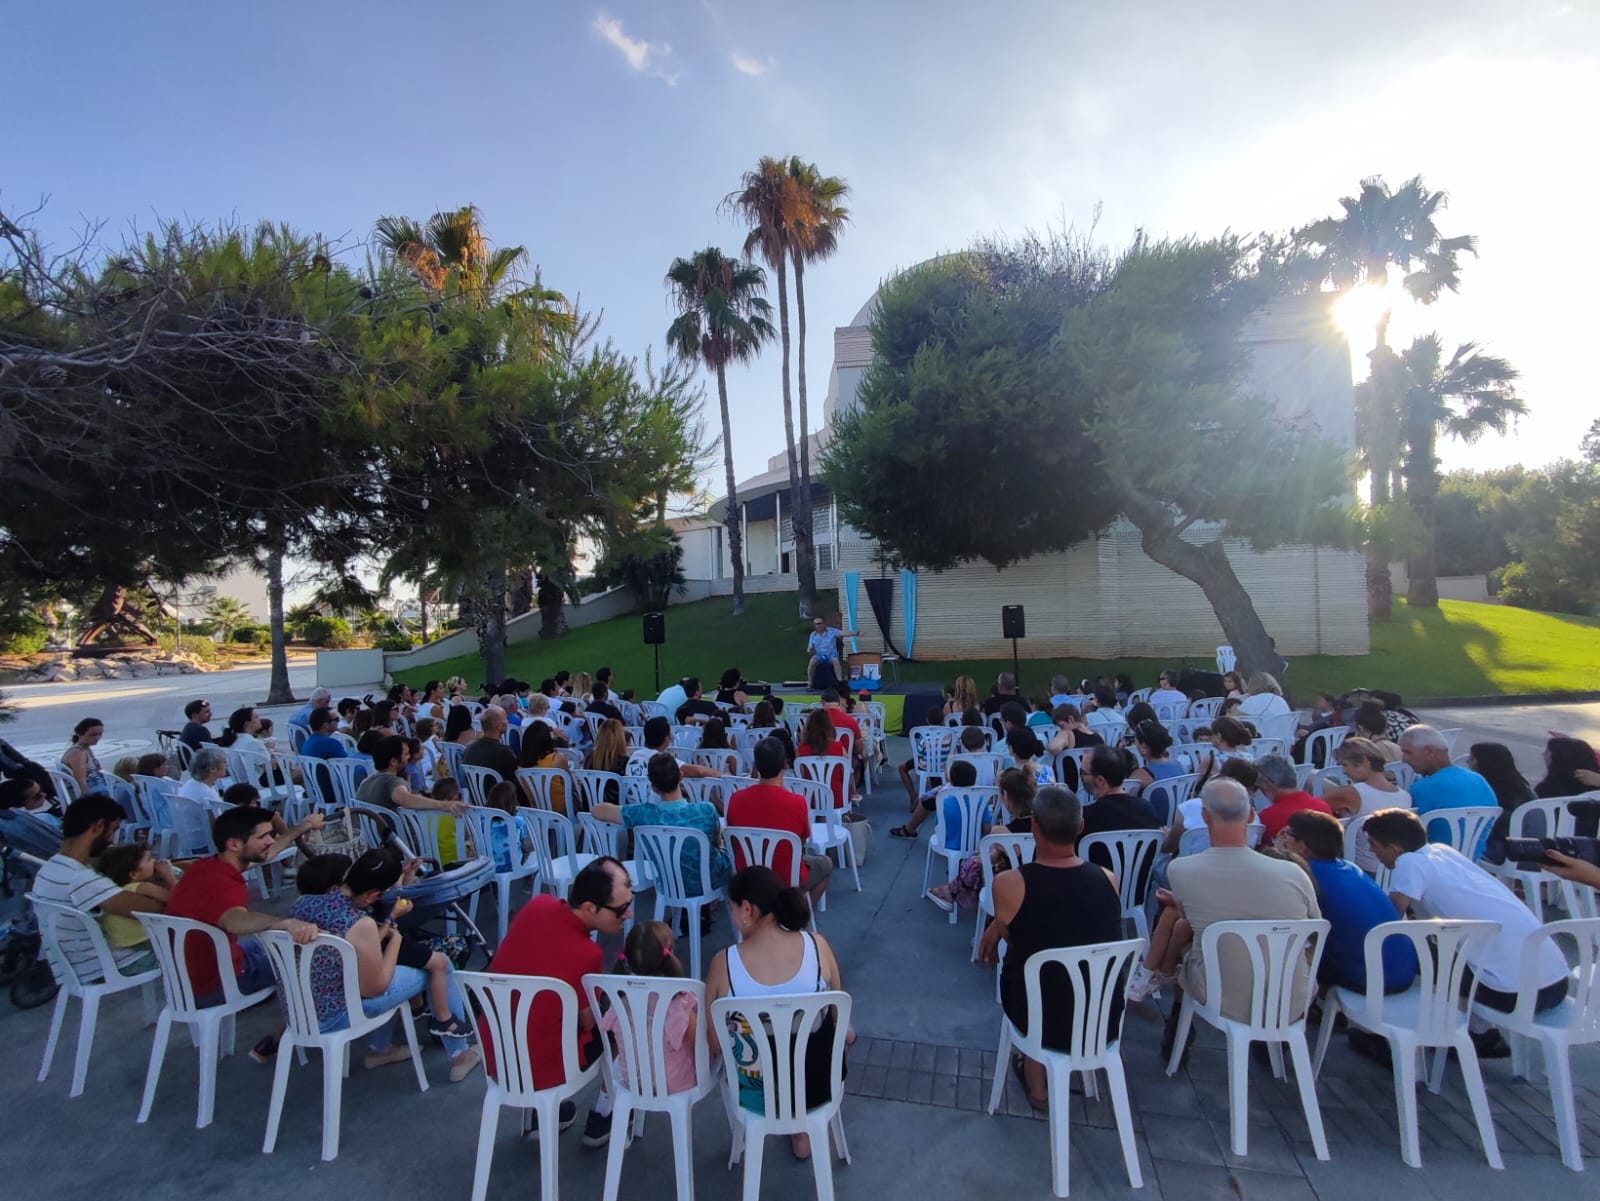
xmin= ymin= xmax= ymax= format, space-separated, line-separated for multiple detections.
xmin=10 ymin=960 xmax=58 ymax=1010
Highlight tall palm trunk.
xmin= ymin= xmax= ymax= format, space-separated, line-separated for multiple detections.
xmin=716 ymin=364 xmax=745 ymax=616
xmin=264 ymin=545 xmax=294 ymax=705
xmin=793 ymin=254 xmax=818 ymax=616
xmin=770 ymin=257 xmax=811 ymax=613
xmin=1404 ymin=428 xmax=1441 ymax=607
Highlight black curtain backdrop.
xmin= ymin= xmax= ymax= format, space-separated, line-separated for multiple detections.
xmin=863 ymin=577 xmax=903 ymax=658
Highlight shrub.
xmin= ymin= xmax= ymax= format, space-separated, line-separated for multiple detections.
xmin=301 ymin=616 xmax=354 ymax=648
xmin=375 ymin=633 xmax=416 ymax=652
xmin=0 ymin=614 xmax=48 ymax=656
xmin=1495 ymin=561 xmax=1591 ymax=616
xmin=231 ymin=625 xmax=270 ymax=646
xmin=156 ymin=632 xmax=217 ymax=662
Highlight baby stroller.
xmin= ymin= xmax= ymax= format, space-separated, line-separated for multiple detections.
xmin=0 ymin=814 xmax=62 ymax=1009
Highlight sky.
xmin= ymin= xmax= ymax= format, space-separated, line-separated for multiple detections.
xmin=4 ymin=0 xmax=1595 ymax=502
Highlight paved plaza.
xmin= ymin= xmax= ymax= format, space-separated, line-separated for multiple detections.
xmin=1 ymin=681 xmax=1597 ymax=1201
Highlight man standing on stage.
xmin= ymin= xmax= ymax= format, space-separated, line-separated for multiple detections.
xmin=806 ymin=615 xmax=858 ymax=689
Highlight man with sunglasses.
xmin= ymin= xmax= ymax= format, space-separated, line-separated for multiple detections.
xmin=489 ymin=857 xmax=633 ymax=1146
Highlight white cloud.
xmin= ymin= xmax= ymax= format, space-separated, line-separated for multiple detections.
xmin=592 ymin=11 xmax=678 ymax=84
xmin=730 ymin=52 xmax=770 ymax=77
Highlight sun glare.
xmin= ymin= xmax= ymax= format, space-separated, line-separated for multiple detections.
xmin=1332 ymin=281 xmax=1408 ymax=358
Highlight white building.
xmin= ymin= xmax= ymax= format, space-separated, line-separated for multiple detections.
xmin=675 ymin=271 xmax=1368 ymax=661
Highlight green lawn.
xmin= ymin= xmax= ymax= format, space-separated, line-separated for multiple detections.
xmin=394 ymin=593 xmax=1600 ymax=706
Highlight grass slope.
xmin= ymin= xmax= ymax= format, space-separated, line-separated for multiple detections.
xmin=395 ymin=594 xmax=1600 ymax=704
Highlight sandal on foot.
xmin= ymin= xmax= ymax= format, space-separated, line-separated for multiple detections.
xmin=889 ymin=825 xmax=918 ymax=840
xmin=1010 ymin=1052 xmax=1049 ymax=1111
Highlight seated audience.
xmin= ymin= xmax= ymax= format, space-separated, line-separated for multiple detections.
xmin=1468 ymin=742 xmax=1535 ymax=864
xmin=1274 ymin=811 xmax=1418 ymax=1003
xmin=928 ymin=767 xmax=1037 ymax=910
xmin=300 ymin=707 xmax=350 ymax=760
xmin=712 ymin=668 xmax=748 ymax=708
xmin=490 ymin=858 xmax=633 ymax=1144
xmin=978 ymin=785 xmax=1124 ymax=1109
xmin=0 ymin=775 xmax=61 ymax=824
xmin=442 ymin=703 xmax=478 ymax=748
xmin=1149 ymin=671 xmax=1189 ymax=708
xmin=1253 ymin=754 xmax=1335 ymax=843
xmin=1006 ymin=725 xmax=1053 ymax=788
xmin=178 ymin=748 xmax=230 ymax=810
xmin=706 ymin=865 xmax=846 ymax=1159
xmin=599 ymin=920 xmax=701 ymax=1103
xmin=1292 ymin=693 xmax=1344 ymax=763
xmin=891 ymin=757 xmax=980 ymax=841
xmin=289 ymin=849 xmax=478 ymax=1081
xmin=356 ymin=736 xmax=466 ymax=816
xmin=586 ymin=718 xmax=630 ymax=777
xmin=59 ymin=718 xmax=106 ymax=793
xmin=34 ymin=794 xmax=167 ymax=975
xmin=179 ymin=698 xmax=217 ymax=749
xmin=796 ymin=709 xmax=848 ymax=809
xmin=592 ymin=754 xmax=731 ymax=898
xmin=726 ymin=737 xmax=832 ymax=909
xmin=1535 ymin=736 xmax=1600 ymax=799
xmin=462 ymin=706 xmax=519 ymax=781
xmin=516 ymin=721 xmax=569 ymax=815
xmin=1237 ymin=673 xmax=1289 ymax=721
xmin=982 ymin=671 xmax=1021 ymax=718
xmin=1401 ymin=725 xmax=1498 ymax=855
xmin=585 ymin=681 xmax=625 ymax=724
xmin=1134 ymin=779 xmax=1320 ymax=1057
xmin=1079 ymin=746 xmax=1161 ymax=841
xmin=165 ymin=805 xmax=324 ymax=1058
xmin=1320 ymin=738 xmax=1410 ymax=870
xmin=1195 ymin=716 xmax=1253 ymax=785
xmin=674 ymin=677 xmax=721 ymax=726
xmin=1365 ymin=807 xmax=1570 ymax=1055
xmin=290 ymin=687 xmax=334 ymax=731
xmin=1220 ymin=671 xmax=1246 ymax=700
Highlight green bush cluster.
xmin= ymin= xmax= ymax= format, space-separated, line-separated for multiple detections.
xmin=0 ymin=614 xmax=48 ymax=656
xmin=375 ymin=633 xmax=417 ymax=652
xmin=301 ymin=615 xmax=354 ymax=648
xmin=230 ymin=625 xmax=271 ymax=646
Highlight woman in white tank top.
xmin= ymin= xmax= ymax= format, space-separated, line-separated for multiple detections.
xmin=706 ymin=866 xmax=847 ymax=1160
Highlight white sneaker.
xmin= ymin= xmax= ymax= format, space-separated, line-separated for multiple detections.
xmin=1125 ymin=964 xmax=1173 ymax=1003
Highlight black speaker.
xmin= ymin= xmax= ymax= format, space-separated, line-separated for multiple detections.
xmin=642 ymin=612 xmax=666 ymax=645
xmin=1002 ymin=605 xmax=1026 ymax=640
xmin=1178 ymin=667 xmax=1224 ymax=696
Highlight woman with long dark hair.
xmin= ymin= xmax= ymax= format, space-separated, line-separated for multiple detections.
xmin=1469 ymin=741 xmax=1536 ymax=864
xmin=1535 ymin=737 xmax=1600 ymax=799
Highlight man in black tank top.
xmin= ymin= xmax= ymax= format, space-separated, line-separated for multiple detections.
xmin=978 ymin=784 xmax=1125 ymax=1109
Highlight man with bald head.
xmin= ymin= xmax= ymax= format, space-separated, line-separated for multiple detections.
xmin=1146 ymin=778 xmax=1321 ymax=1061
xmin=462 ymin=704 xmax=519 ymax=782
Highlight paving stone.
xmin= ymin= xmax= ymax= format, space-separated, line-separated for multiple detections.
xmin=883 ymin=1068 xmax=911 ymax=1102
xmin=1142 ymin=1113 xmax=1227 ymax=1166
xmin=911 ymin=1043 xmax=937 ymax=1074
xmin=866 ymin=1038 xmax=894 ymax=1068
xmin=957 ymin=1047 xmax=984 ymax=1078
xmin=856 ymin=1063 xmax=887 ymax=1099
xmin=929 ymin=1072 xmax=958 ymax=1107
xmin=906 ymin=1070 xmax=934 ymax=1106
xmin=889 ymin=1040 xmax=916 ymax=1071
xmin=934 ymin=1044 xmax=960 ymax=1077
xmin=956 ymin=1075 xmax=983 ymax=1111
xmin=1214 ymin=1119 xmax=1307 ymax=1176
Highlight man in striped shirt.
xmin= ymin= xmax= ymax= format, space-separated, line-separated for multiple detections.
xmin=33 ymin=793 xmax=168 ymax=976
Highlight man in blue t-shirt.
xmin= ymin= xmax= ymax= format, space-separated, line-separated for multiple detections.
xmin=806 ymin=616 xmax=857 ymax=689
xmin=1401 ymin=725 xmax=1497 ymax=857
xmin=299 ymin=707 xmax=349 ymax=761
xmin=1278 ymin=810 xmax=1417 ymax=996
xmin=288 ymin=687 xmax=332 ymax=733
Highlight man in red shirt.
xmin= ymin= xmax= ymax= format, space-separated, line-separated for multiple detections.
xmin=488 ymin=857 xmax=632 ymax=1147
xmin=164 ymin=805 xmax=323 ymax=1058
xmin=726 ymin=737 xmax=833 ymax=909
xmin=1254 ymin=754 xmax=1335 ymax=843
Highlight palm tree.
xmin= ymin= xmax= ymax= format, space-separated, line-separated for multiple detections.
xmin=785 ymin=159 xmax=850 ymax=609
xmin=664 ymin=248 xmax=775 ymax=616
xmin=1294 ymin=175 xmax=1477 ymax=618
xmin=725 ymin=158 xmax=807 ymax=609
xmin=375 ymin=205 xmax=575 ymax=350
xmin=1396 ymin=334 xmax=1525 ymax=606
xmin=204 ymin=595 xmax=250 ymax=642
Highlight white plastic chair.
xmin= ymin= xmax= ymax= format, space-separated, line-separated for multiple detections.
xmin=1488 ymin=799 xmax=1572 ymax=920
xmin=45 ymin=768 xmax=83 ymax=805
xmin=626 ymin=748 xmax=658 ymax=778
xmin=690 ymin=747 xmax=752 ymax=776
xmin=30 ymin=895 xmax=160 ymax=1098
xmin=623 ymin=725 xmax=646 ymax=748
xmin=320 ymin=757 xmax=369 ymax=809
xmin=461 ymin=806 xmax=540 ymax=944
xmin=971 ymin=832 xmax=1036 ymax=962
xmin=134 ymin=912 xmax=274 ymax=1127
xmin=1437 ymin=728 xmax=1464 ymax=756
xmin=724 ymin=825 xmax=809 ymax=919
xmin=515 ymin=765 xmax=574 ymax=814
xmin=331 ymin=731 xmax=359 ymax=754
xmin=1425 ymin=804 xmax=1500 ymax=860
xmin=922 ymin=787 xmax=997 ymax=925
xmin=1165 ymin=918 xmax=1331 ymax=1159
xmin=439 ymin=740 xmax=466 ymax=779
xmin=1051 ymin=748 xmax=1097 ymax=799
xmin=948 ymin=751 xmax=1007 ymax=788
xmin=632 ymin=825 xmax=726 ymax=977
xmin=521 ymin=807 xmax=596 ymax=897
xmin=671 ymin=725 xmax=703 ymax=749
xmin=1215 ymin=645 xmax=1237 ymax=674
xmin=793 ymin=754 xmax=850 ymax=813
xmin=457 ymin=971 xmax=599 ymax=1201
xmin=1302 ymin=726 xmax=1349 ymax=769
xmin=684 ymin=775 xmax=754 ymax=813
xmin=711 ymin=990 xmax=853 ymax=1201
xmin=1314 ymin=919 xmax=1503 ymax=1169
xmin=986 ymin=939 xmax=1145 ymax=1196
xmin=1079 ymin=830 xmax=1163 ymax=939
xmin=457 ymin=763 xmax=502 ymax=809
xmin=1187 ymin=697 xmax=1224 ymax=720
xmin=792 ymin=774 xmax=862 ymax=896
xmin=1142 ymin=772 xmax=1199 ymax=826
xmin=1384 ymin=760 xmax=1418 ymax=791
xmin=909 ymin=726 xmax=954 ymax=798
xmin=261 ymin=929 xmax=429 ymax=1161
xmin=1472 ymin=918 xmax=1599 ymax=1171
xmin=572 ymin=768 xmax=624 ymax=813
xmin=582 ymin=974 xmax=715 ymax=1201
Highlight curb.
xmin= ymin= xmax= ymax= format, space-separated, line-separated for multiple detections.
xmin=1413 ymin=691 xmax=1600 ymax=708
